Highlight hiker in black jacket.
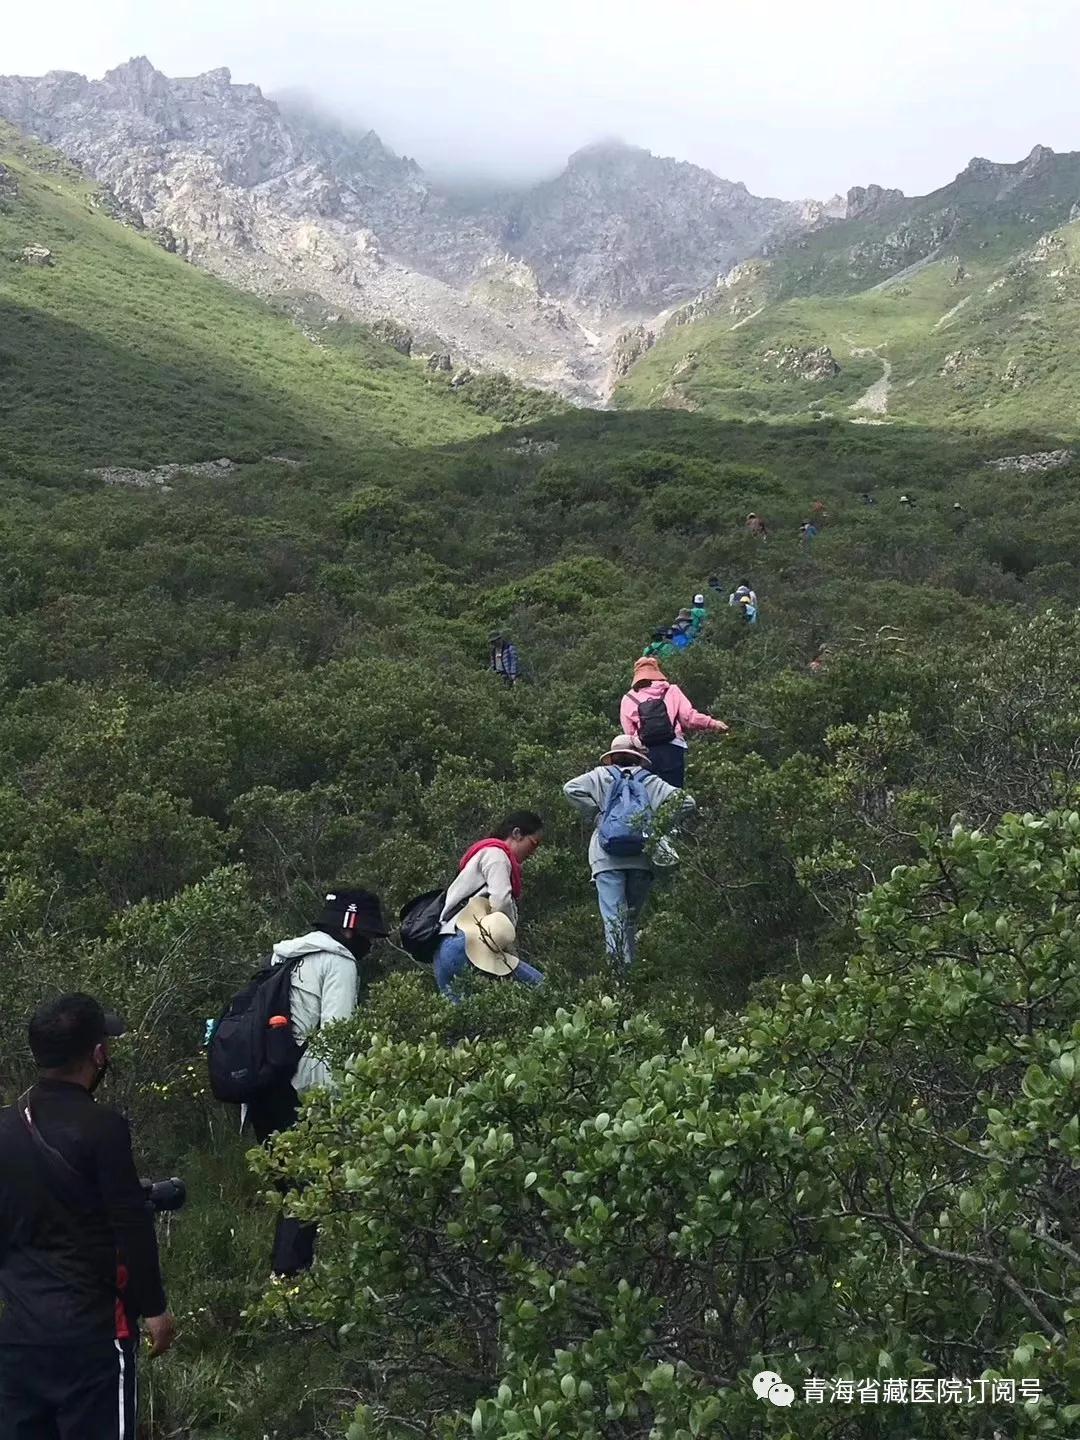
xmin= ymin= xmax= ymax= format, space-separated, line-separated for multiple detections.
xmin=0 ymin=993 xmax=175 ymax=1440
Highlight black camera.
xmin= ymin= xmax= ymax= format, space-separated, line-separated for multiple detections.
xmin=141 ymin=1177 xmax=186 ymax=1213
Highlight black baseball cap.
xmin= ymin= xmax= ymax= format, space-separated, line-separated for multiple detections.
xmin=29 ymin=993 xmax=126 ymax=1069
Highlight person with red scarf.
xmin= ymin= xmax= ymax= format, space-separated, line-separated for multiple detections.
xmin=434 ymin=812 xmax=544 ymax=999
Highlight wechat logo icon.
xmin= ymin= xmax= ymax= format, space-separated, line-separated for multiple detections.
xmin=753 ymin=1370 xmax=796 ymax=1407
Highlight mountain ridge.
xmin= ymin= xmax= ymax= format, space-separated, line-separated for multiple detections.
xmin=0 ymin=57 xmax=815 ymax=400
xmin=615 ymin=140 xmax=1080 ymax=430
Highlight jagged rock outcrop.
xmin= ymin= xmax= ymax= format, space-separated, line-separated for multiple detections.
xmin=762 ymin=345 xmax=840 ymax=381
xmin=0 ymin=58 xmax=820 ymax=400
xmin=93 ymin=456 xmax=238 ymax=489
xmin=959 ymin=157 xmax=1006 ymax=182
xmin=609 ymin=324 xmax=655 ymax=380
xmin=1030 ymin=232 xmax=1066 ymax=263
xmin=985 ymin=449 xmax=1073 ymax=473
xmin=91 ymin=454 xmax=304 ymax=489
xmin=0 ymin=162 xmax=16 ymax=199
xmin=20 ymin=244 xmax=53 ymax=266
xmin=506 ymin=437 xmax=559 ymax=457
xmin=371 ymin=317 xmax=413 ymax=355
xmin=799 ymin=194 xmax=847 ymax=227
xmin=939 ymin=347 xmax=982 ymax=382
xmin=845 ymin=184 xmax=905 ymax=221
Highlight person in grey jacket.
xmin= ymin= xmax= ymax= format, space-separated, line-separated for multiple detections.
xmin=563 ymin=735 xmax=695 ymax=967
xmin=250 ymin=886 xmax=388 ymax=1275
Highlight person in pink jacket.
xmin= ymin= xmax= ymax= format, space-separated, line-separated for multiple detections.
xmin=619 ymin=657 xmax=728 ymax=788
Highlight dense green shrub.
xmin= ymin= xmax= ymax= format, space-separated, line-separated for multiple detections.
xmin=254 ymin=812 xmax=1080 ymax=1438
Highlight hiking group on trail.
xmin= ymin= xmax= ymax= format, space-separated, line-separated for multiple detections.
xmin=0 ymin=471 xmax=992 ymax=1429
xmin=198 ymin=638 xmax=731 ymax=1274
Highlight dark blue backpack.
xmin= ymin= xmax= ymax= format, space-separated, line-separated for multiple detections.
xmin=598 ymin=766 xmax=653 ymax=857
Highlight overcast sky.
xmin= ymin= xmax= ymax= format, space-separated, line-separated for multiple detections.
xmin=5 ymin=0 xmax=1080 ymax=199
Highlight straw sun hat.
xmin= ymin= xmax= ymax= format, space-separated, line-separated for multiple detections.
xmin=455 ymin=898 xmax=520 ymax=976
xmin=600 ymin=734 xmax=651 ymax=767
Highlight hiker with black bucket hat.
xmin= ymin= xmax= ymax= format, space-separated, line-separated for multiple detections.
xmin=249 ymin=886 xmax=388 ymax=1275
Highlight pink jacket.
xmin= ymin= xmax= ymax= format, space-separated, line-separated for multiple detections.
xmin=620 ymin=682 xmax=724 ymax=744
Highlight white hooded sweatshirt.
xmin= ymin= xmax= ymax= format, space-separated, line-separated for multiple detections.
xmin=270 ymin=930 xmax=357 ymax=1095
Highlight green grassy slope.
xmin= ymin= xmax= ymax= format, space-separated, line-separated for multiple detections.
xmin=617 ymin=147 xmax=1080 ymax=432
xmin=0 ymin=121 xmax=494 ymax=470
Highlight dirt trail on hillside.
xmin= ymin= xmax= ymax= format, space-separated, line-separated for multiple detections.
xmin=844 ymin=336 xmax=892 ymax=415
xmin=866 ymin=248 xmax=943 ymax=294
xmin=934 ymin=295 xmax=972 ymax=331
xmin=730 ymin=305 xmax=764 ymax=331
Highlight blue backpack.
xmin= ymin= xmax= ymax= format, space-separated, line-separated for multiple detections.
xmin=598 ymin=766 xmax=653 ymax=857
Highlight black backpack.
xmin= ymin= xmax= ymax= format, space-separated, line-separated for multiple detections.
xmin=399 ymin=884 xmax=484 ymax=964
xmin=207 ymin=956 xmax=304 ymax=1104
xmin=634 ymin=690 xmax=676 ymax=747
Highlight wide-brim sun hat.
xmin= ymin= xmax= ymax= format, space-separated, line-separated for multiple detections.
xmin=455 ymin=898 xmax=520 ymax=976
xmin=633 ymin=656 xmax=666 ymax=685
xmin=600 ymin=734 xmax=652 ymax=767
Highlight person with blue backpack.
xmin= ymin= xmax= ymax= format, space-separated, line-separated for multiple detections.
xmin=563 ymin=735 xmax=695 ymax=967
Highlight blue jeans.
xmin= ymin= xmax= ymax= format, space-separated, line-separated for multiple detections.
xmin=433 ymin=932 xmax=544 ymax=1004
xmin=594 ymin=868 xmax=655 ymax=967
xmin=647 ymin=742 xmax=686 ymax=788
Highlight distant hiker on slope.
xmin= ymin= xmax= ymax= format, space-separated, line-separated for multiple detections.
xmin=746 ymin=513 xmax=769 ymax=540
xmin=690 ymin=593 xmax=709 ymax=630
xmin=899 ymin=494 xmax=916 ymax=509
xmin=729 ymin=583 xmax=758 ymax=625
xmin=250 ymin=887 xmax=389 ymax=1274
xmin=675 ymin=607 xmax=698 ymax=642
xmin=619 ymin=656 xmax=728 ymax=788
xmin=563 ymin=735 xmax=696 ymax=967
xmin=671 ymin=612 xmax=694 ymax=650
xmin=800 ymin=520 xmax=818 ymax=548
xmin=433 ymin=814 xmax=545 ymax=1000
xmin=810 ymin=499 xmax=827 ymax=524
xmin=861 ymin=492 xmax=876 ymax=506
xmin=488 ymin=631 xmax=520 ymax=687
xmin=642 ymin=629 xmax=669 ymax=659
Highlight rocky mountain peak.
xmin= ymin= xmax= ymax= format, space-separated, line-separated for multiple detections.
xmin=845 ymin=183 xmax=905 ymax=220
xmin=566 ymin=138 xmax=647 ymax=168
xmin=0 ymin=56 xmax=827 ymax=400
xmin=103 ymin=55 xmax=164 ymax=88
xmin=1021 ymin=143 xmax=1054 ymax=175
xmin=959 ymin=156 xmax=1006 ymax=182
